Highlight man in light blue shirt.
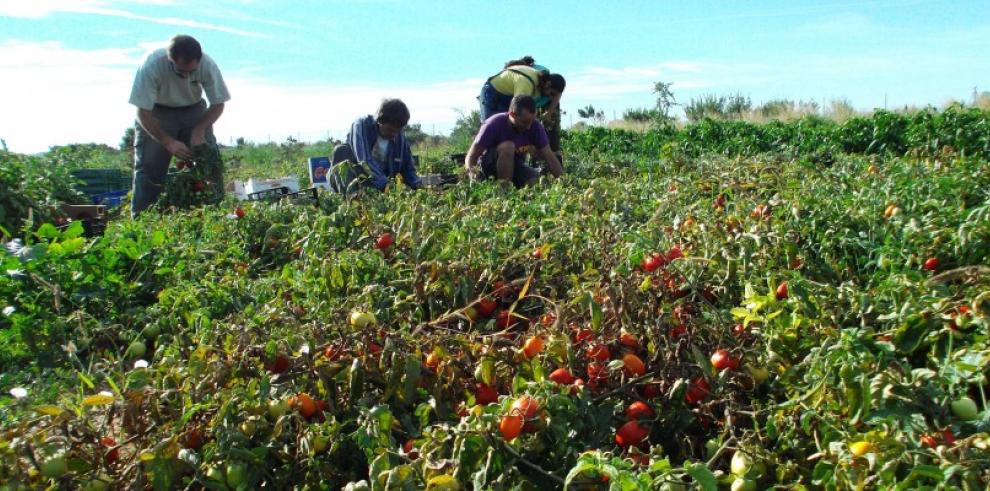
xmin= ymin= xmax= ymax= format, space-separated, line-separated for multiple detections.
xmin=127 ymin=34 xmax=230 ymax=216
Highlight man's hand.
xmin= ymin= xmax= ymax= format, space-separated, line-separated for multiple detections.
xmin=190 ymin=128 xmax=207 ymax=147
xmin=464 ymin=164 xmax=482 ymax=181
xmin=165 ymin=138 xmax=193 ymax=160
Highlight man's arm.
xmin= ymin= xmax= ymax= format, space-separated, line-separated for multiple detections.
xmin=399 ymin=141 xmax=422 ymax=189
xmin=539 ymin=146 xmax=563 ymax=177
xmin=464 ymin=142 xmax=485 ymax=179
xmin=191 ymin=103 xmax=224 ymax=147
xmin=137 ymin=108 xmax=193 ymax=160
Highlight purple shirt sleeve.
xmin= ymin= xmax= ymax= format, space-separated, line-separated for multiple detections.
xmin=473 ymin=115 xmax=501 ymax=150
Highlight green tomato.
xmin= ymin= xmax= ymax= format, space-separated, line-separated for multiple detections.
xmin=730 ymin=451 xmax=752 ymax=477
xmin=81 ymin=474 xmax=111 ymax=491
xmin=225 ymin=462 xmax=248 ymax=488
xmin=705 ymin=439 xmax=721 ymax=459
xmin=204 ymin=466 xmax=227 ymax=488
xmin=313 ymin=433 xmax=330 ymax=454
xmin=239 ymin=419 xmax=257 ymax=438
xmin=140 ymin=324 xmax=161 ymax=340
xmin=126 ymin=340 xmax=147 ymax=359
xmin=731 ymin=478 xmax=757 ymax=491
xmin=40 ymin=455 xmax=68 ymax=479
xmin=268 ymin=398 xmax=290 ymax=420
xmin=349 ymin=311 xmax=377 ymax=329
xmin=748 ymin=366 xmax=770 ymax=384
xmin=951 ymin=397 xmax=979 ymax=421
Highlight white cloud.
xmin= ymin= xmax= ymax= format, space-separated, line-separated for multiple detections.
xmin=0 ymin=40 xmax=484 ymax=152
xmin=566 ymin=62 xmax=721 ymax=103
xmin=0 ymin=1 xmax=264 ymax=38
xmin=17 ymin=40 xmax=939 ymax=153
xmin=219 ymin=77 xmax=482 ymax=145
xmin=0 ymin=40 xmax=746 ymax=152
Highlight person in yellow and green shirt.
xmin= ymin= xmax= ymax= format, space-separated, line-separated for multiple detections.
xmin=479 ymin=56 xmax=565 ymax=120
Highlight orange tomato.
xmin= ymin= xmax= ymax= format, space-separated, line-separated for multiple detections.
xmin=622 ymin=353 xmax=646 ymax=377
xmin=522 ymin=336 xmax=544 ymax=359
xmin=499 ymin=415 xmax=523 ymax=440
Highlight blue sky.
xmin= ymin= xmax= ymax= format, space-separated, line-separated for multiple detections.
xmin=1 ymin=0 xmax=987 ymax=153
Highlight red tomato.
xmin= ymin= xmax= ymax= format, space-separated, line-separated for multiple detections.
xmin=375 ymin=233 xmax=394 ymax=250
xmin=531 ymin=247 xmax=543 ymax=259
xmin=586 ymin=344 xmax=611 ymax=362
xmin=496 ymin=310 xmax=519 ymax=329
xmin=732 ymin=323 xmax=748 ymax=337
xmin=296 ymin=393 xmax=318 ymax=419
xmin=622 ymin=353 xmax=646 ymax=377
xmin=776 ymin=282 xmax=789 ymax=300
xmin=710 ymin=349 xmax=739 ymax=372
xmin=640 ymin=383 xmax=662 ymax=399
xmin=574 ymin=328 xmax=594 ymax=344
xmin=666 ymin=245 xmax=683 ymax=262
xmin=476 ymin=298 xmax=498 ymax=317
xmin=548 ymin=368 xmax=575 ymax=385
xmin=192 ymin=180 xmax=206 ymax=192
xmin=100 ymin=436 xmax=119 ymax=465
xmin=615 ymin=421 xmax=649 ymax=448
xmin=642 ymin=254 xmax=663 ymax=271
xmin=685 ymin=377 xmax=711 ymax=405
xmin=625 ymin=401 xmax=656 ymax=420
xmin=266 ymin=354 xmax=291 ymax=374
xmin=920 ymin=434 xmax=938 ymax=448
xmin=500 ymin=415 xmax=523 ymax=440
xmin=475 ymin=383 xmax=499 ymax=405
xmin=324 ymin=344 xmax=346 ymax=360
xmin=669 ymin=324 xmax=688 ymax=338
xmin=942 ymin=429 xmax=956 ymax=446
xmin=510 ymin=395 xmax=540 ymax=420
xmin=924 ymin=257 xmax=939 ymax=271
xmin=234 ymin=206 xmax=245 ymax=218
xmin=403 ymin=439 xmax=419 ymax=460
xmin=587 ymin=362 xmax=608 ymax=384
xmin=619 ymin=332 xmax=638 ymax=349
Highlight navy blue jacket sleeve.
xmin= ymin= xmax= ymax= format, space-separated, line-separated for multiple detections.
xmin=348 ymin=117 xmax=389 ymax=190
xmin=399 ymin=138 xmax=421 ymax=189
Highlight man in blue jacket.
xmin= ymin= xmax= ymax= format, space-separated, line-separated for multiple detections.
xmin=330 ymin=99 xmax=422 ymax=193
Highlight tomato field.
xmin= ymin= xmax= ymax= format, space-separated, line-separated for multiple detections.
xmin=2 ymin=109 xmax=990 ymax=490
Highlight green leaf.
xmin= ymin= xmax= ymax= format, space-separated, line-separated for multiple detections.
xmin=36 ymin=223 xmax=59 ymax=239
xmin=402 ymin=354 xmax=420 ymax=402
xmin=62 ymin=220 xmax=85 ymax=239
xmin=684 ymin=462 xmax=717 ymax=491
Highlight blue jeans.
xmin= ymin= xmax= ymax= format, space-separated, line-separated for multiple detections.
xmin=478 ymin=81 xmax=513 ymax=120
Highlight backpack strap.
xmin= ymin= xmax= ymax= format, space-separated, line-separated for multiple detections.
xmin=506 ymin=68 xmax=539 ymax=94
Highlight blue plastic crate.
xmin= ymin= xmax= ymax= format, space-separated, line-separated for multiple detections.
xmin=92 ymin=189 xmax=129 ymax=208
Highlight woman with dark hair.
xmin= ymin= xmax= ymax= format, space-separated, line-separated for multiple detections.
xmin=478 ymin=57 xmax=566 ymax=121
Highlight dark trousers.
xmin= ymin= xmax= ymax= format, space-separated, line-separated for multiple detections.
xmin=131 ymin=100 xmax=215 ymax=216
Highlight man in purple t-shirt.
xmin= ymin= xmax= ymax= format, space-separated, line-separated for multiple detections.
xmin=464 ymin=95 xmax=564 ymax=188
